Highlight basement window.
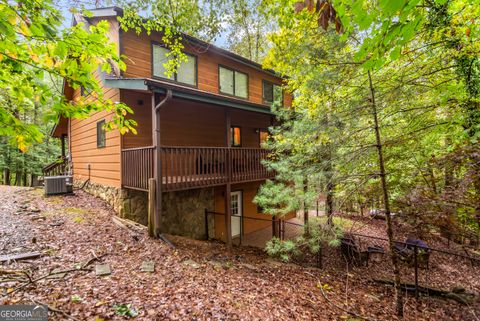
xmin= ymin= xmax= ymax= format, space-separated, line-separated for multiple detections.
xmin=97 ymin=120 xmax=106 ymax=148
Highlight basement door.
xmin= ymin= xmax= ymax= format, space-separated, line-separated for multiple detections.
xmin=231 ymin=191 xmax=243 ymax=238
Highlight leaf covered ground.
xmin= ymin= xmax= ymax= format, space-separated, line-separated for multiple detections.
xmin=0 ymin=186 xmax=478 ymax=320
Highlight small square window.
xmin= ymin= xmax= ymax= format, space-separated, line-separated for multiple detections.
xmin=259 ymin=129 xmax=269 ymax=145
xmin=230 ymin=126 xmax=241 ymax=147
xmin=80 ymin=86 xmax=92 ymax=97
xmin=97 ymin=120 xmax=106 ymax=148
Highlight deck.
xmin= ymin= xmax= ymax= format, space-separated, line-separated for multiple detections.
xmin=121 ymin=146 xmax=275 ymax=192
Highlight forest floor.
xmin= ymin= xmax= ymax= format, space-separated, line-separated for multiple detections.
xmin=0 ymin=185 xmax=479 ymax=320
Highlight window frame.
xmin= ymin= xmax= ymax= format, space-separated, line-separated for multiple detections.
xmin=230 ymin=126 xmax=242 ymax=147
xmin=151 ymin=42 xmax=198 ymax=88
xmin=218 ymin=65 xmax=249 ymax=100
xmin=258 ymin=128 xmax=269 ymax=146
xmin=80 ymin=86 xmax=92 ymax=97
xmin=262 ymin=80 xmax=283 ymax=107
xmin=96 ymin=119 xmax=106 ymax=149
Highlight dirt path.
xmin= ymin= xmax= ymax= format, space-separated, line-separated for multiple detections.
xmin=0 ymin=186 xmax=477 ymax=320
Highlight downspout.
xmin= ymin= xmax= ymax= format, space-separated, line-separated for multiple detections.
xmin=153 ymin=89 xmax=173 ymax=237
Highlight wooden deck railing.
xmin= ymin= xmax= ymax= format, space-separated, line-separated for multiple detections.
xmin=121 ymin=146 xmax=274 ymax=192
xmin=43 ymin=156 xmax=69 ymax=177
xmin=121 ymin=146 xmax=155 ymax=191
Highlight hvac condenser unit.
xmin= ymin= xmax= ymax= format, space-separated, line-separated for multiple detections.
xmin=44 ymin=175 xmax=73 ymax=196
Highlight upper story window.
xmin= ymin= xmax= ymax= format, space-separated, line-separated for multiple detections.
xmin=152 ymin=43 xmax=197 ymax=86
xmin=219 ymin=66 xmax=248 ymax=99
xmin=97 ymin=120 xmax=106 ymax=148
xmin=263 ymin=80 xmax=283 ymax=107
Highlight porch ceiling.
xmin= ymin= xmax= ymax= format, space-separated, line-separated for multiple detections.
xmin=103 ymin=77 xmax=274 ymax=115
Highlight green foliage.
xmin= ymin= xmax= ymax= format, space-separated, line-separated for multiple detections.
xmin=258 ymin=0 xmax=479 ymax=239
xmin=0 ymin=0 xmax=136 ymax=151
xmin=119 ymin=0 xmax=226 ymax=77
xmin=266 ymin=218 xmax=343 ymax=262
xmin=113 ymin=304 xmax=138 ymax=318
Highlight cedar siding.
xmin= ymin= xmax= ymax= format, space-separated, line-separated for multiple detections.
xmin=121 ymin=29 xmax=292 ymax=108
xmin=69 ymin=16 xmax=122 ymax=188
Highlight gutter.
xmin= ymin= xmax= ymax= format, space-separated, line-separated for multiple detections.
xmin=153 ymin=89 xmax=172 ymax=237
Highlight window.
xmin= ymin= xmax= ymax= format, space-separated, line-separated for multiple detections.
xmin=80 ymin=86 xmax=92 ymax=97
xmin=152 ymin=43 xmax=197 ymax=86
xmin=259 ymin=129 xmax=269 ymax=145
xmin=230 ymin=126 xmax=241 ymax=147
xmin=262 ymin=80 xmax=283 ymax=107
xmin=219 ymin=66 xmax=248 ymax=99
xmin=97 ymin=120 xmax=106 ymax=148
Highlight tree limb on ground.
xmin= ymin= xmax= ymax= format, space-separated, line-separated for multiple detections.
xmin=31 ymin=299 xmax=81 ymax=321
xmin=305 ymin=271 xmax=378 ymax=321
xmin=1 ymin=253 xmax=107 ymax=299
xmin=372 ymin=278 xmax=479 ymax=305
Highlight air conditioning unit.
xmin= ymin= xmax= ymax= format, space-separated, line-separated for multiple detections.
xmin=44 ymin=175 xmax=73 ymax=196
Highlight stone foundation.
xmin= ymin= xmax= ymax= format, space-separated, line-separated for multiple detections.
xmin=75 ymin=179 xmax=215 ymax=238
xmin=161 ymin=188 xmax=215 ymax=240
xmin=74 ymin=180 xmax=148 ymax=225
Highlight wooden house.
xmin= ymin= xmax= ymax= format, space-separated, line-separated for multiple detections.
xmin=49 ymin=7 xmax=292 ymax=247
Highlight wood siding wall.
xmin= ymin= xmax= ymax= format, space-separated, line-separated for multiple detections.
xmin=120 ymin=29 xmax=292 ymax=108
xmin=121 ymin=90 xmax=153 ymax=149
xmin=70 ymin=16 xmax=122 ymax=188
xmin=122 ymin=90 xmax=273 ymax=150
xmin=214 ymin=181 xmax=271 ymax=241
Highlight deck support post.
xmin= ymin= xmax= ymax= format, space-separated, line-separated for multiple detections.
xmin=148 ymin=178 xmax=156 ymax=237
xmin=225 ymin=182 xmax=232 ymax=248
xmin=153 ymin=90 xmax=172 ymax=237
xmin=225 ymin=109 xmax=232 ymax=249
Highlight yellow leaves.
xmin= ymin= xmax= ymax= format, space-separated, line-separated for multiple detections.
xmin=8 ymin=15 xmax=17 ymax=25
xmin=316 ymin=282 xmax=332 ymax=292
xmin=16 ymin=136 xmax=27 ymax=153
xmin=43 ymin=57 xmax=54 ymax=68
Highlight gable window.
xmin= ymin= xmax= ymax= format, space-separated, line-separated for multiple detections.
xmin=230 ymin=126 xmax=241 ymax=147
xmin=97 ymin=120 xmax=106 ymax=148
xmin=219 ymin=66 xmax=248 ymax=99
xmin=152 ymin=43 xmax=197 ymax=86
xmin=262 ymin=80 xmax=283 ymax=107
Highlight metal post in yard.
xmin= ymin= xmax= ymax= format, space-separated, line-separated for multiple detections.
xmin=240 ymin=215 xmax=243 ymax=246
xmin=272 ymin=216 xmax=278 ymax=238
xmin=147 ymin=178 xmax=156 ymax=237
xmin=204 ymin=208 xmax=209 ymax=240
xmin=414 ymin=244 xmax=419 ymax=300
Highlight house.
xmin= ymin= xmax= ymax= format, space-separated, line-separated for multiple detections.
xmin=48 ymin=7 xmax=293 ymax=247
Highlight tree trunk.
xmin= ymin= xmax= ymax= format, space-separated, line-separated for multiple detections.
xmin=368 ymin=71 xmax=403 ymax=317
xmin=303 ymin=178 xmax=309 ymax=226
xmin=3 ymin=169 xmax=10 ymax=185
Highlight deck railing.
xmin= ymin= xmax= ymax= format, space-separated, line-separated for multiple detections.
xmin=121 ymin=146 xmax=155 ymax=191
xmin=121 ymin=146 xmax=274 ymax=191
xmin=42 ymin=156 xmax=69 ymax=177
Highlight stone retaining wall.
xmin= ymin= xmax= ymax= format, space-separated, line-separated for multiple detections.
xmin=75 ymin=180 xmax=214 ymax=239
